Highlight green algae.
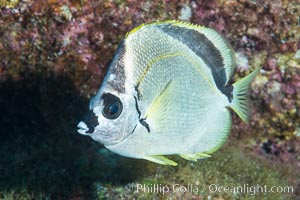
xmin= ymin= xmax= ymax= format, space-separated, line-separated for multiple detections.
xmin=94 ymin=145 xmax=295 ymax=200
xmin=0 ymin=144 xmax=296 ymax=200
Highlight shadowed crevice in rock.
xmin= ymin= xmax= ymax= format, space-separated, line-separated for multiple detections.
xmin=0 ymin=71 xmax=151 ymax=199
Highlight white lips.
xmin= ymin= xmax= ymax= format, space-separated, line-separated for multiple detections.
xmin=77 ymin=121 xmax=89 ymax=135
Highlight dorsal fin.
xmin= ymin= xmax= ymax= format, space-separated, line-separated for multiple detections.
xmin=157 ymin=21 xmax=236 ymax=87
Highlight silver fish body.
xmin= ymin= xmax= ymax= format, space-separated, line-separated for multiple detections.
xmin=77 ymin=21 xmax=259 ymax=165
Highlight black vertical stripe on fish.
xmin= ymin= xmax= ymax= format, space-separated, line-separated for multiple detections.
xmin=134 ymin=83 xmax=142 ymax=100
xmin=140 ymin=118 xmax=150 ymax=133
xmin=159 ymin=24 xmax=233 ymax=100
xmin=107 ymin=40 xmax=126 ymax=93
xmin=134 ymin=96 xmax=141 ymax=118
xmin=134 ymin=95 xmax=151 ymax=133
xmin=221 ymin=85 xmax=233 ymax=102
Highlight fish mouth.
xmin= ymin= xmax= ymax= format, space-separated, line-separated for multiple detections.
xmin=77 ymin=121 xmax=89 ymax=135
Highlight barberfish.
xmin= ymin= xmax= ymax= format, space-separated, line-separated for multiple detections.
xmin=77 ymin=21 xmax=259 ymax=166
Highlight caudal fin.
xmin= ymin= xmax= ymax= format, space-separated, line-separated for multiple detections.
xmin=230 ymin=68 xmax=260 ymax=122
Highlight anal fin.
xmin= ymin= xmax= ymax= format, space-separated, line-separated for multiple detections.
xmin=180 ymin=153 xmax=211 ymax=161
xmin=144 ymin=155 xmax=178 ymax=166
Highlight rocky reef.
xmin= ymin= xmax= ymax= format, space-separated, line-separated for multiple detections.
xmin=0 ymin=0 xmax=299 ymax=199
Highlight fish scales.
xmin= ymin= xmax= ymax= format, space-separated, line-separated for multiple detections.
xmin=77 ymin=20 xmax=260 ymax=165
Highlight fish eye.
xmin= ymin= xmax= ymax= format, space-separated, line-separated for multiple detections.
xmin=101 ymin=93 xmax=123 ymax=119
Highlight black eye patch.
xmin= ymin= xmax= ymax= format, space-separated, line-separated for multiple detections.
xmin=102 ymin=93 xmax=123 ymax=119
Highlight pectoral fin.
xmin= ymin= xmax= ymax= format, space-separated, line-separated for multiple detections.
xmin=144 ymin=80 xmax=178 ymax=133
xmin=144 ymin=155 xmax=178 ymax=166
xmin=180 ymin=152 xmax=211 ymax=161
xmin=145 ymin=80 xmax=174 ymax=117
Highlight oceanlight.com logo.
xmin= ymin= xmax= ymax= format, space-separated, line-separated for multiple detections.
xmin=208 ymin=184 xmax=293 ymax=196
xmin=124 ymin=183 xmax=294 ymax=196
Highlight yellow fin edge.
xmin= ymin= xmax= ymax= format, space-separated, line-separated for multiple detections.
xmin=180 ymin=153 xmax=211 ymax=161
xmin=125 ymin=20 xmax=206 ymax=38
xmin=144 ymin=155 xmax=178 ymax=166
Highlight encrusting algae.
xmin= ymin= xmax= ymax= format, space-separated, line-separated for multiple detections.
xmin=0 ymin=0 xmax=19 ymax=9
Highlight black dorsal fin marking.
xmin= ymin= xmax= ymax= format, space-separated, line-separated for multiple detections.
xmin=159 ymin=23 xmax=233 ymax=100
